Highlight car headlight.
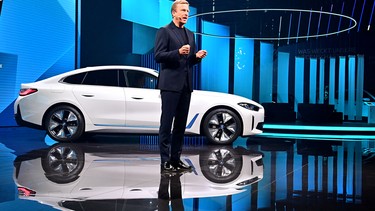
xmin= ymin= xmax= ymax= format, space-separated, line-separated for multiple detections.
xmin=238 ymin=102 xmax=260 ymax=111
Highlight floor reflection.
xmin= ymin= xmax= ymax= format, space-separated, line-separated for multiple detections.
xmin=1 ymin=127 xmax=375 ymax=210
xmin=13 ymin=140 xmax=263 ymax=210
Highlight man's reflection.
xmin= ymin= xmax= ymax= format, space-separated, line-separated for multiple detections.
xmin=158 ymin=172 xmax=184 ymax=211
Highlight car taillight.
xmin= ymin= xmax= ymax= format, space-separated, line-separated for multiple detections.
xmin=19 ymin=88 xmax=38 ymax=96
xmin=18 ymin=187 xmax=36 ymax=196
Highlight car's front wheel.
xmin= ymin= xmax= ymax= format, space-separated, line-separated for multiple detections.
xmin=203 ymin=108 xmax=242 ymax=145
xmin=44 ymin=105 xmax=84 ymax=142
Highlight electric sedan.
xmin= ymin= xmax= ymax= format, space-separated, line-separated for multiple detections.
xmin=14 ymin=66 xmax=264 ymax=144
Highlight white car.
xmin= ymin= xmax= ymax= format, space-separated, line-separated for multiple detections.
xmin=14 ymin=66 xmax=264 ymax=144
xmin=14 ymin=143 xmax=264 ymax=210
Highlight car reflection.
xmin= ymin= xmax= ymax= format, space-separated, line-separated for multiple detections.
xmin=13 ymin=142 xmax=263 ymax=210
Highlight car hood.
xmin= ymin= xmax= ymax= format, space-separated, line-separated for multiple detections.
xmin=193 ymin=90 xmax=262 ymax=107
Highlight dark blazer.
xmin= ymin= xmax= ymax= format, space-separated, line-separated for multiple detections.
xmin=154 ymin=22 xmax=201 ymax=92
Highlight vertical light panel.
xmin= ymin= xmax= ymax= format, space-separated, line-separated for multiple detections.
xmin=277 ymin=52 xmax=290 ymax=103
xmin=308 ymin=156 xmax=315 ymax=191
xmin=346 ymin=142 xmax=354 ymax=198
xmin=337 ymin=145 xmax=344 ymax=195
xmin=318 ymin=58 xmax=325 ymax=104
xmin=293 ymin=148 xmax=303 ymax=191
xmin=356 ymin=55 xmax=365 ymax=120
xmin=355 ymin=142 xmax=362 ymax=199
xmin=329 ymin=57 xmax=336 ymax=105
xmin=258 ymin=151 xmax=272 ymax=209
xmin=295 ymin=57 xmax=305 ymax=112
xmin=275 ymin=152 xmax=287 ymax=201
xmin=259 ymin=42 xmax=274 ymax=103
xmin=318 ymin=156 xmax=323 ymax=192
xmin=348 ymin=56 xmax=356 ymax=120
xmin=201 ymin=21 xmax=230 ymax=93
xmin=328 ymin=156 xmax=334 ymax=193
xmin=234 ymin=37 xmax=254 ymax=99
xmin=337 ymin=56 xmax=346 ymax=113
xmin=309 ymin=58 xmax=317 ymax=104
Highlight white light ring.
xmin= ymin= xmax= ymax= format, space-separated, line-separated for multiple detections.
xmin=190 ymin=8 xmax=357 ymax=40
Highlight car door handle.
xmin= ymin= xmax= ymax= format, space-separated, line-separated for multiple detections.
xmin=131 ymin=97 xmax=144 ymax=100
xmin=82 ymin=94 xmax=94 ymax=97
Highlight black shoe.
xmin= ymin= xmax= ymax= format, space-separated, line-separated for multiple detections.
xmin=160 ymin=162 xmax=177 ymax=173
xmin=171 ymin=160 xmax=193 ymax=172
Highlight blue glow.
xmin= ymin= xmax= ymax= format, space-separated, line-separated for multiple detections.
xmin=259 ymin=42 xmax=273 ymax=103
xmin=329 ymin=58 xmax=336 ymax=105
xmin=348 ymin=56 xmax=356 ymax=120
xmin=263 ymin=123 xmax=375 ymax=131
xmin=0 ymin=0 xmax=76 ymax=118
xmin=122 ymin=0 xmax=159 ymax=28
xmin=258 ymin=132 xmax=375 ymax=140
xmin=295 ymin=57 xmax=304 ymax=111
xmin=357 ymin=0 xmax=367 ymax=32
xmin=328 ymin=157 xmax=334 ymax=193
xmin=234 ymin=36 xmax=254 ymax=99
xmin=201 ymin=21 xmax=229 ymax=93
xmin=293 ymin=152 xmax=303 ymax=191
xmin=308 ymin=156 xmax=315 ymax=191
xmin=318 ymin=157 xmax=323 ymax=191
xmin=318 ymin=58 xmax=325 ymax=104
xmin=346 ymin=143 xmax=355 ymax=196
xmin=276 ymin=152 xmax=287 ymax=200
xmin=277 ymin=52 xmax=290 ymax=103
xmin=338 ymin=56 xmax=346 ymax=113
xmin=337 ymin=146 xmax=344 ymax=195
xmin=309 ymin=58 xmax=317 ymax=104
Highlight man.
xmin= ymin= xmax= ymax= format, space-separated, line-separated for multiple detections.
xmin=154 ymin=0 xmax=207 ymax=173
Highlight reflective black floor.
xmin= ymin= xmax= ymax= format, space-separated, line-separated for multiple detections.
xmin=1 ymin=127 xmax=375 ymax=211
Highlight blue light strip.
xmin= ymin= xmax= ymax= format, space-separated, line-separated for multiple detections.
xmin=307 ymin=9 xmax=312 ymax=41
xmin=358 ymin=0 xmax=367 ymax=32
xmin=337 ymin=2 xmax=345 ymax=35
xmin=368 ymin=0 xmax=375 ymax=31
xmin=326 ymin=4 xmax=334 ymax=37
xmin=258 ymin=132 xmax=375 ymax=140
xmin=263 ymin=124 xmax=375 ymax=131
xmin=288 ymin=13 xmax=292 ymax=44
xmin=296 ymin=11 xmax=301 ymax=43
xmin=316 ymin=6 xmax=323 ymax=39
xmin=349 ymin=0 xmax=357 ymax=33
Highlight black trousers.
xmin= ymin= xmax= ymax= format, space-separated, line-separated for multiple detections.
xmin=159 ymin=86 xmax=191 ymax=163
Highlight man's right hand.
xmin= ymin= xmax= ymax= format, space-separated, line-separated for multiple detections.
xmin=179 ymin=44 xmax=190 ymax=55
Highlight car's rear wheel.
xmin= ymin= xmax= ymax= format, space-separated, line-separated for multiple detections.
xmin=45 ymin=105 xmax=84 ymax=142
xmin=203 ymin=108 xmax=242 ymax=145
xmin=41 ymin=143 xmax=84 ymax=184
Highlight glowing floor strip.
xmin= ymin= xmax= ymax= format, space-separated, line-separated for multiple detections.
xmin=263 ymin=124 xmax=375 ymax=132
xmin=259 ymin=132 xmax=375 ymax=140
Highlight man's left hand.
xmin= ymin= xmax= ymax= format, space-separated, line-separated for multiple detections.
xmin=196 ymin=50 xmax=207 ymax=59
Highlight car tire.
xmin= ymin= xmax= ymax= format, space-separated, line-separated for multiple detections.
xmin=203 ymin=108 xmax=242 ymax=145
xmin=41 ymin=143 xmax=84 ymax=184
xmin=199 ymin=146 xmax=243 ymax=183
xmin=45 ymin=105 xmax=84 ymax=142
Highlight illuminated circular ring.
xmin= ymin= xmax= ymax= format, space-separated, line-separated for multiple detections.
xmin=190 ymin=8 xmax=357 ymax=40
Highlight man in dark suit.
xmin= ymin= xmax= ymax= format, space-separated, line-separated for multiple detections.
xmin=154 ymin=0 xmax=207 ymax=173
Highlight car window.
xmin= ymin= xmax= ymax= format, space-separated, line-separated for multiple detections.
xmin=62 ymin=72 xmax=87 ymax=84
xmin=82 ymin=69 xmax=119 ymax=87
xmin=124 ymin=70 xmax=157 ymax=89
